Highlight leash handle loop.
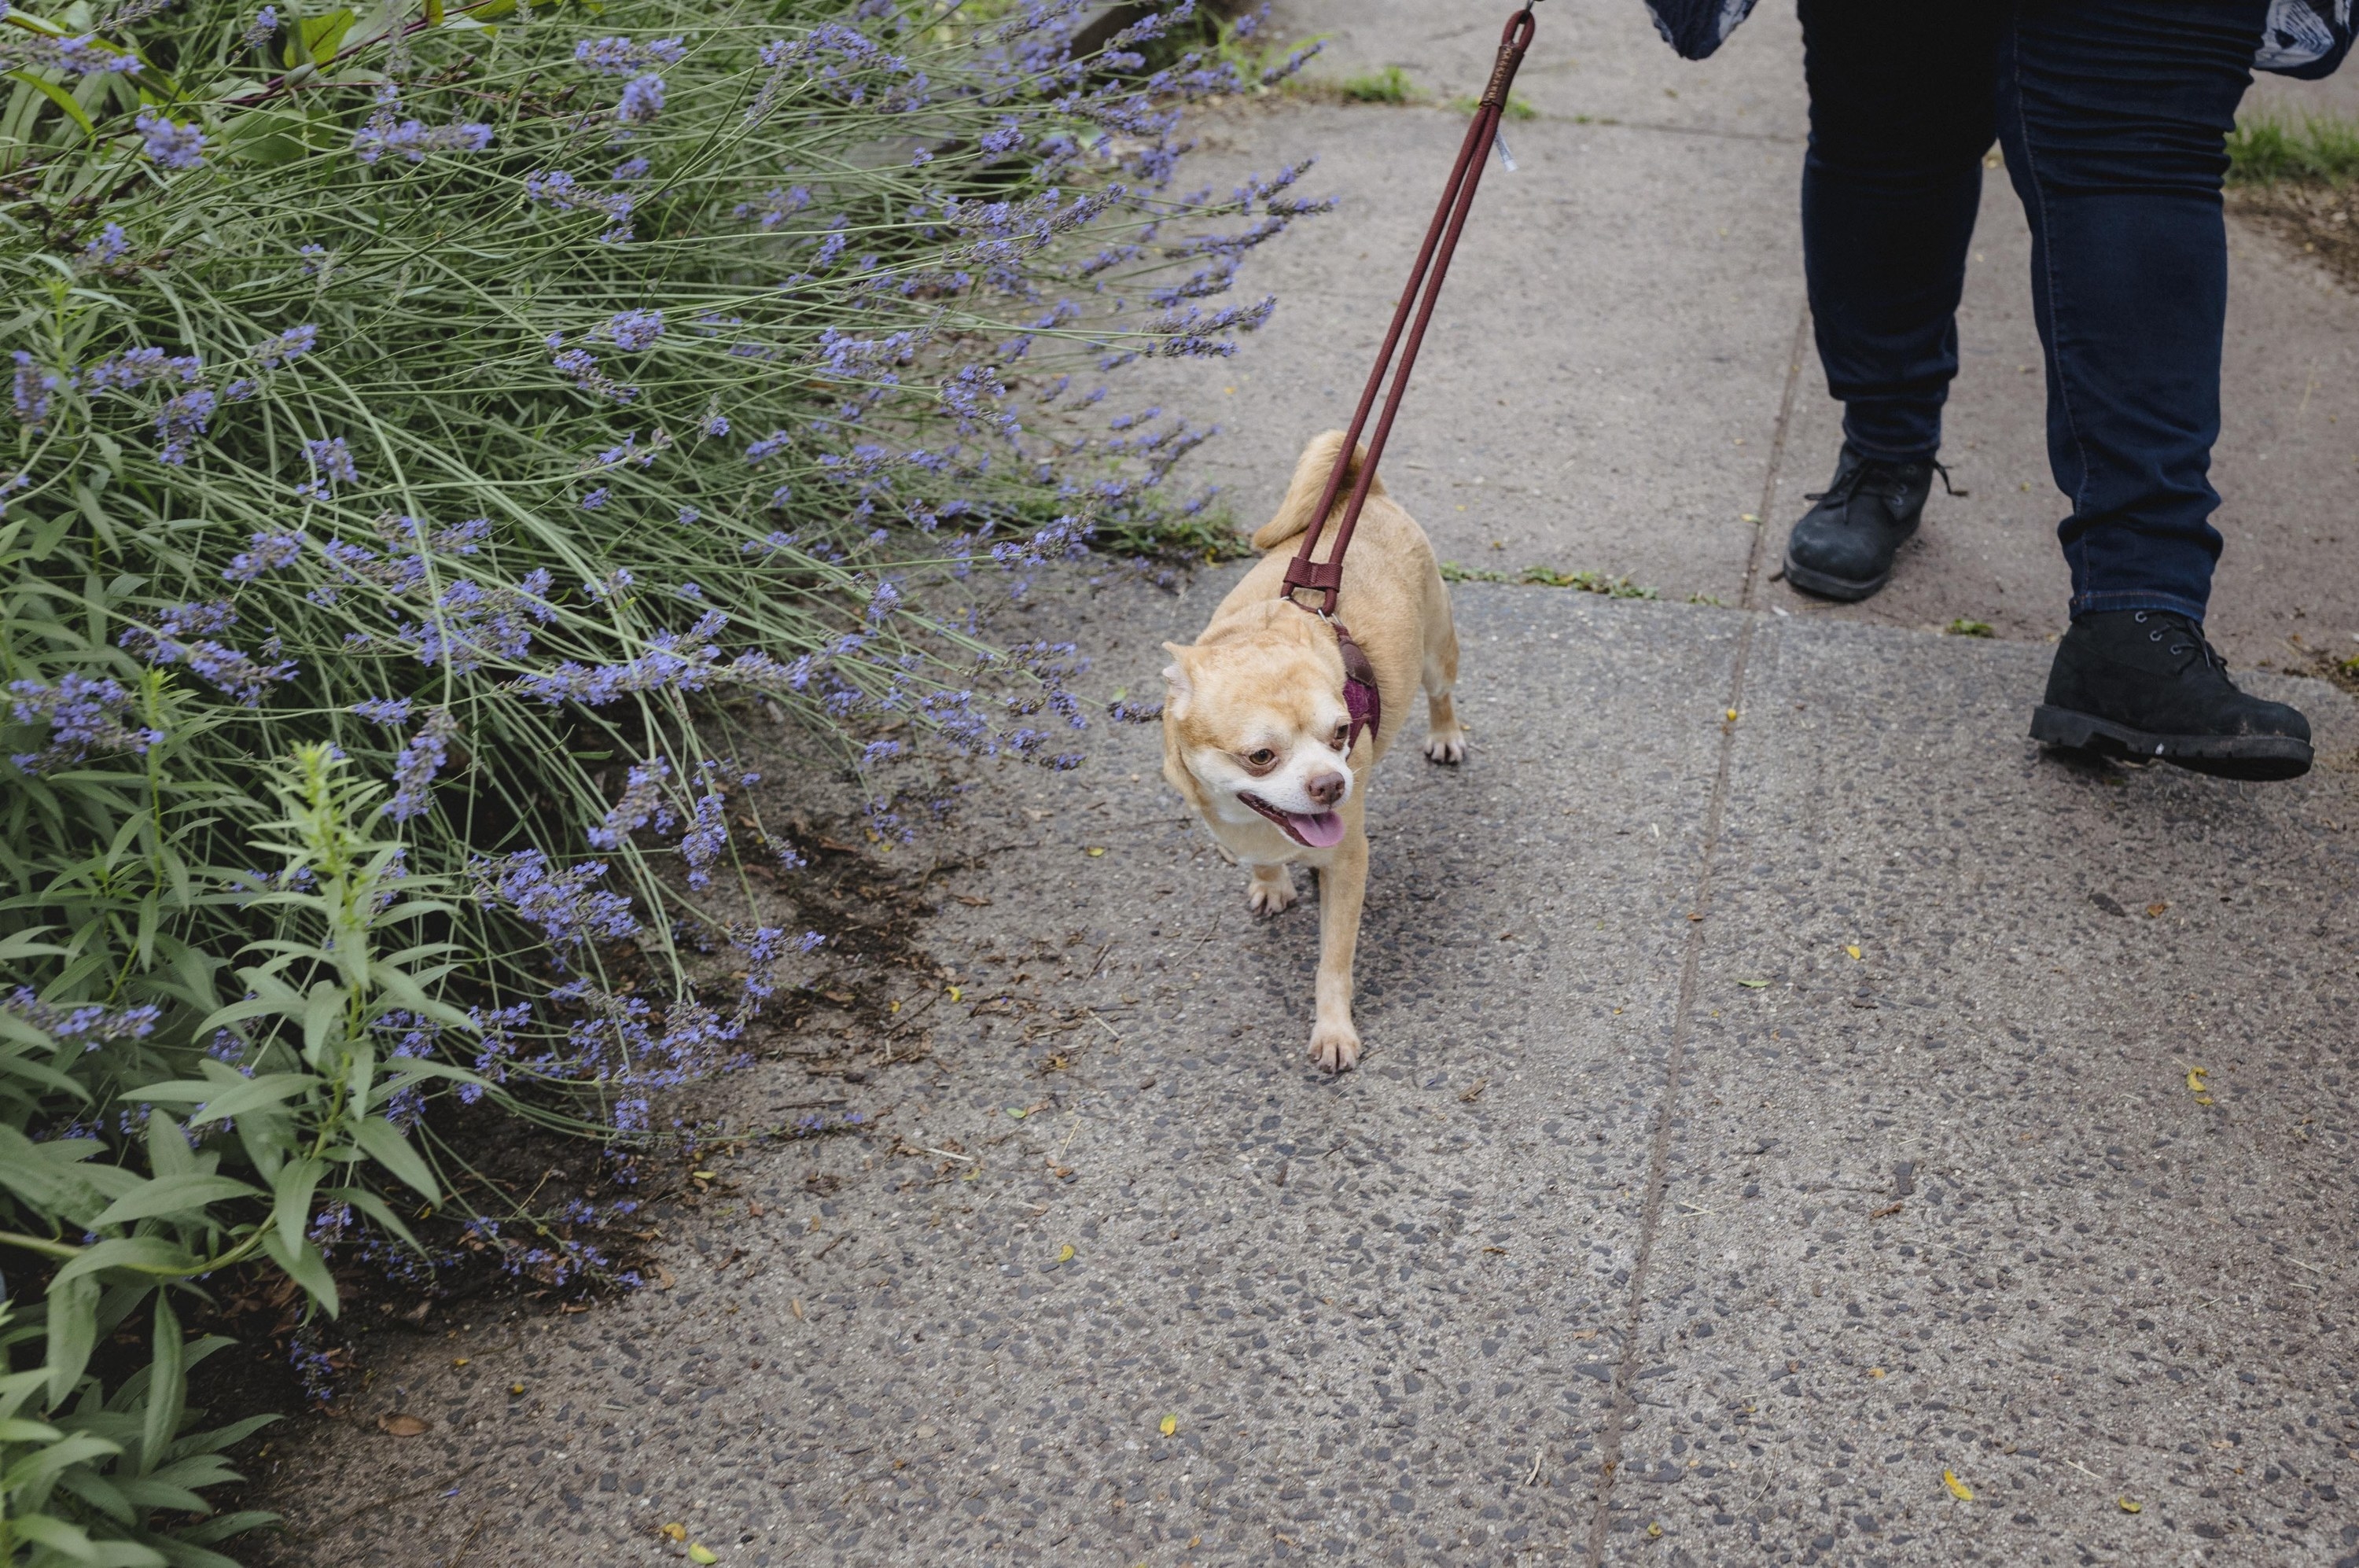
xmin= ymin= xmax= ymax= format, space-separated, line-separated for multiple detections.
xmin=1281 ymin=4 xmax=1538 ymax=614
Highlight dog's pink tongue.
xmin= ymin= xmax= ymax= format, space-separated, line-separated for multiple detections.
xmin=1291 ymin=810 xmax=1347 ymax=848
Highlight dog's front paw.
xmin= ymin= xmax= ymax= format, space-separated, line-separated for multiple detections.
xmin=1423 ymin=728 xmax=1467 ymax=765
xmin=1309 ymin=1016 xmax=1361 ymax=1074
xmin=1246 ymin=866 xmax=1297 ymax=917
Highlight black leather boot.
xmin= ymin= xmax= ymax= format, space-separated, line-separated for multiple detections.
xmin=2030 ymin=609 xmax=2312 ymax=781
xmin=1781 ymin=444 xmax=1941 ymax=602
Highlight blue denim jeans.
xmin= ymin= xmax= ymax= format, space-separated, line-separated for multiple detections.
xmin=1798 ymin=0 xmax=2269 ymax=621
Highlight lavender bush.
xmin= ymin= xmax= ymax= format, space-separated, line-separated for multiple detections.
xmin=0 ymin=0 xmax=1324 ymax=1556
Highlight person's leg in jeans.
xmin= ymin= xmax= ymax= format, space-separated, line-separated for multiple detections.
xmin=1782 ymin=1 xmax=2004 ymax=601
xmin=2008 ymin=0 xmax=2310 ymax=779
xmin=1995 ymin=0 xmax=2259 ymax=620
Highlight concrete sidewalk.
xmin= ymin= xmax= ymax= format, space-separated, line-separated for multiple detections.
xmin=263 ymin=5 xmax=2359 ymax=1566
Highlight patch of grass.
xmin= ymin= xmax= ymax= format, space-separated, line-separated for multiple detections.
xmin=2227 ymin=112 xmax=2359 ymax=185
xmin=1945 ymin=617 xmax=1997 ymax=638
xmin=1440 ymin=562 xmax=1660 ymax=598
xmin=1338 ymin=65 xmax=1419 ymax=105
xmin=1448 ymin=92 xmax=1539 ymax=121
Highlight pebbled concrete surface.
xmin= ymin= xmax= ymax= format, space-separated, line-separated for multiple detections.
xmin=259 ymin=4 xmax=2359 ymax=1565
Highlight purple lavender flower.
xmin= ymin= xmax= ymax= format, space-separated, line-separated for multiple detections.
xmin=599 ymin=309 xmax=664 ymax=351
xmin=581 ymin=487 xmax=610 ymax=510
xmin=297 ymin=435 xmax=359 ymax=499
xmin=85 ymin=347 xmax=203 ymax=391
xmin=223 ymin=529 xmax=305 ymax=581
xmin=611 ymin=155 xmax=650 ymax=181
xmin=2 ymin=987 xmax=162 ymax=1046
xmin=134 ymin=111 xmax=206 ymax=171
xmin=616 ymin=72 xmax=666 ymax=123
xmin=384 ymin=709 xmax=455 ymax=821
xmin=744 ymin=429 xmax=792 ymax=464
xmin=680 ymin=788 xmax=727 ymax=888
xmin=469 ymin=849 xmax=636 ymax=954
xmin=352 ymin=696 xmax=413 ymax=726
xmin=10 ymin=352 xmax=68 ymax=428
xmin=352 ymin=118 xmax=495 ymax=165
xmin=254 ymin=323 xmax=318 ymax=366
xmin=78 ymin=224 xmax=129 ymax=267
xmin=154 ymin=388 xmax=216 ymax=464
xmin=589 ymin=756 xmax=675 ymax=849
xmin=573 ymin=35 xmax=686 ymax=74
xmin=8 ymin=672 xmax=164 ymax=773
xmin=242 ymin=6 xmax=279 ymax=48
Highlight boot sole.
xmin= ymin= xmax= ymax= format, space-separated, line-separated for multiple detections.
xmin=2029 ymin=704 xmax=2313 ymax=782
xmin=1780 ymin=551 xmax=1889 ymax=602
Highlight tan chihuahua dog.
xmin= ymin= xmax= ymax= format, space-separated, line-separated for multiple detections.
xmin=1161 ymin=431 xmax=1465 ymax=1073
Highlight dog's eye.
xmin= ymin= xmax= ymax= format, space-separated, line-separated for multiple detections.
xmin=1332 ymin=720 xmax=1350 ymax=745
xmin=1246 ymin=748 xmax=1275 ymax=768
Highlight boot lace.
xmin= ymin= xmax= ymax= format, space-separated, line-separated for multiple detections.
xmin=2133 ymin=609 xmax=2228 ymax=673
xmin=1805 ymin=454 xmax=1966 ymax=510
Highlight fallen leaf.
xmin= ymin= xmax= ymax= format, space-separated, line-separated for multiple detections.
xmin=1647 ymin=1521 xmax=1664 ymax=1538
xmin=889 ymin=999 xmax=901 ymax=1014
xmin=1057 ymin=1243 xmax=1076 ymax=1263
xmin=789 ymin=1297 xmax=804 ymax=1320
xmin=1085 ymin=847 xmax=1106 ymax=857
xmin=1871 ymin=1202 xmax=1904 ymax=1220
xmin=954 ymin=895 xmax=992 ymax=907
xmin=821 ymin=990 xmax=854 ymax=1004
xmin=1846 ymin=944 xmax=1863 ymax=961
xmin=948 ymin=985 xmax=963 ymax=1002
xmin=1736 ymin=979 xmax=1769 ymax=988
xmin=749 ymin=1202 xmax=765 ymax=1218
xmin=1159 ymin=1415 xmax=1178 ymax=1437
xmin=451 ymin=1357 xmax=469 ymax=1367
xmin=378 ymin=1414 xmax=428 ymax=1437
xmin=652 ymin=1264 xmax=677 ymax=1290
xmin=1869 ymin=1367 xmax=1886 ymax=1378
xmin=1724 ymin=709 xmax=1738 ymax=722
xmin=2118 ymin=1496 xmax=2142 ymax=1514
xmin=1007 ymin=1106 xmax=1026 ymax=1119
xmin=2186 ymin=1066 xmax=2207 ymax=1091
xmin=688 ymin=1546 xmax=719 ymax=1565
xmin=661 ymin=1522 xmax=688 ymax=1542
xmin=691 ymin=1169 xmax=716 ymax=1181
xmin=509 ymin=1382 xmax=526 ymax=1397
xmin=2146 ymin=902 xmax=2169 ymax=918
xmin=1942 ymin=1468 xmax=1973 ymax=1501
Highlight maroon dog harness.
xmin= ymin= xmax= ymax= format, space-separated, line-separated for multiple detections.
xmin=1279 ymin=2 xmax=1538 ymax=756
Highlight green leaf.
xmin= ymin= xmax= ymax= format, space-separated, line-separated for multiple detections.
xmin=90 ymin=1175 xmax=262 ymax=1229
xmin=51 ymin=1237 xmax=198 ymax=1290
xmin=300 ymin=7 xmax=359 ymax=64
xmin=43 ymin=1274 xmax=98 ymax=1404
xmin=138 ymin=1294 xmax=184 ymax=1475
xmin=268 ymin=1158 xmax=324 ymax=1257
xmin=142 ymin=1072 xmax=311 ymax=1125
xmin=4 ymin=69 xmax=97 ymax=138
xmin=258 ymin=1228 xmax=337 ymax=1316
xmin=348 ymin=1117 xmax=439 ymax=1202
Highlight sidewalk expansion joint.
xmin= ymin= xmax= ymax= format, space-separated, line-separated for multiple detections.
xmin=1581 ymin=298 xmax=1805 ymax=1563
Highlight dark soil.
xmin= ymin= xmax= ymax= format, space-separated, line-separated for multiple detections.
xmin=2230 ymin=179 xmax=2359 ymax=290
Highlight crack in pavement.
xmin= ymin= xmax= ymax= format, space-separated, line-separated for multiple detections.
xmin=1582 ymin=297 xmax=1807 ymax=1562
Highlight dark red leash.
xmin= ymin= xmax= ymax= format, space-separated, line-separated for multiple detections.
xmin=1281 ymin=4 xmax=1540 ymax=752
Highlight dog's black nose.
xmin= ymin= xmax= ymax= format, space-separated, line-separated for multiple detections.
xmin=1305 ymin=771 xmax=1346 ymax=807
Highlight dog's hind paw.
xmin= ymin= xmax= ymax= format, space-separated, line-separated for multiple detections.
xmin=1310 ymin=1018 xmax=1361 ymax=1074
xmin=1424 ymin=730 xmax=1467 ymax=765
xmin=1246 ymin=865 xmax=1298 ymax=916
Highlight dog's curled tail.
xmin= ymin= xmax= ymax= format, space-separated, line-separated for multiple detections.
xmin=1250 ymin=429 xmax=1386 ymax=553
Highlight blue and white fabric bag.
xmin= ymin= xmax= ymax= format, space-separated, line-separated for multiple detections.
xmin=1643 ymin=0 xmax=2353 ymax=79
